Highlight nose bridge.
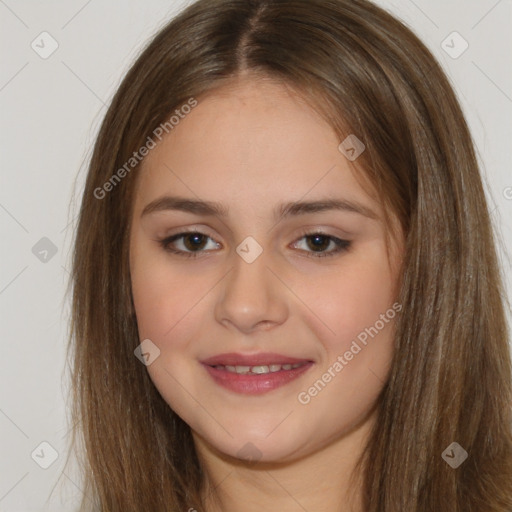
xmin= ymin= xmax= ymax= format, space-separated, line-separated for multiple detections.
xmin=214 ymin=241 xmax=288 ymax=332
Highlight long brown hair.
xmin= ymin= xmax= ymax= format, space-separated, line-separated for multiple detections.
xmin=65 ymin=0 xmax=512 ymax=510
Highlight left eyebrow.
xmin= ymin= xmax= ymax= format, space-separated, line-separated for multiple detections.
xmin=141 ymin=195 xmax=378 ymax=221
xmin=277 ymin=198 xmax=378 ymax=220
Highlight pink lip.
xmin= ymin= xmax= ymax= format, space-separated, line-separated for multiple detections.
xmin=201 ymin=352 xmax=314 ymax=395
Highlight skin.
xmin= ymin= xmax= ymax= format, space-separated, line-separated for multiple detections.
xmin=129 ymin=76 xmax=404 ymax=512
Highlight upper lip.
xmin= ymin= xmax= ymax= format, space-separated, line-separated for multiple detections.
xmin=201 ymin=352 xmax=313 ymax=367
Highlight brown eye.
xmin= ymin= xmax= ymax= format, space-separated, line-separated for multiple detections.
xmin=159 ymin=231 xmax=220 ymax=258
xmin=181 ymin=233 xmax=208 ymax=251
xmin=293 ymin=232 xmax=351 ymax=258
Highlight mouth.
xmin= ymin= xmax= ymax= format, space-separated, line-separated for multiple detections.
xmin=210 ymin=361 xmax=308 ymax=375
xmin=201 ymin=352 xmax=314 ymax=395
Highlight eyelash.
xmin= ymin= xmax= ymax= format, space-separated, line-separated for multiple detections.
xmin=157 ymin=229 xmax=351 ymax=259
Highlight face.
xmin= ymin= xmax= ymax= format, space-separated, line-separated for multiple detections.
xmin=129 ymin=78 xmax=403 ymax=464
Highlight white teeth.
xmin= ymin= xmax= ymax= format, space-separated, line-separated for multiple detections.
xmin=217 ymin=362 xmax=306 ymax=374
xmin=251 ymin=365 xmax=269 ymax=374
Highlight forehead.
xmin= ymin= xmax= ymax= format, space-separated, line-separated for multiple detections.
xmin=132 ymin=78 xmax=381 ymax=220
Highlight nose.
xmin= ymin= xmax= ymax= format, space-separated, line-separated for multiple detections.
xmin=214 ymin=246 xmax=289 ymax=334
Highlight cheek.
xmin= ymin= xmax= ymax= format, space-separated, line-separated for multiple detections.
xmin=130 ymin=254 xmax=208 ymax=415
xmin=129 ymin=227 xmax=207 ymax=344
xmin=299 ymin=249 xmax=397 ymax=353
xmin=296 ymin=251 xmax=398 ymax=408
xmin=131 ymin=269 xmax=213 ymax=359
xmin=296 ymin=289 xmax=396 ymax=441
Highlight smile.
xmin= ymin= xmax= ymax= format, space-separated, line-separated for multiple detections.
xmin=212 ymin=362 xmax=308 ymax=374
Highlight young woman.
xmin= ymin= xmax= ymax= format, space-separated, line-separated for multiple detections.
xmin=67 ymin=0 xmax=512 ymax=510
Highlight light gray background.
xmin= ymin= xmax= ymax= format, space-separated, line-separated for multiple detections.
xmin=1 ymin=0 xmax=511 ymax=510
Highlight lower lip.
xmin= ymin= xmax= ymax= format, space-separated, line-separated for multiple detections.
xmin=202 ymin=362 xmax=314 ymax=395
